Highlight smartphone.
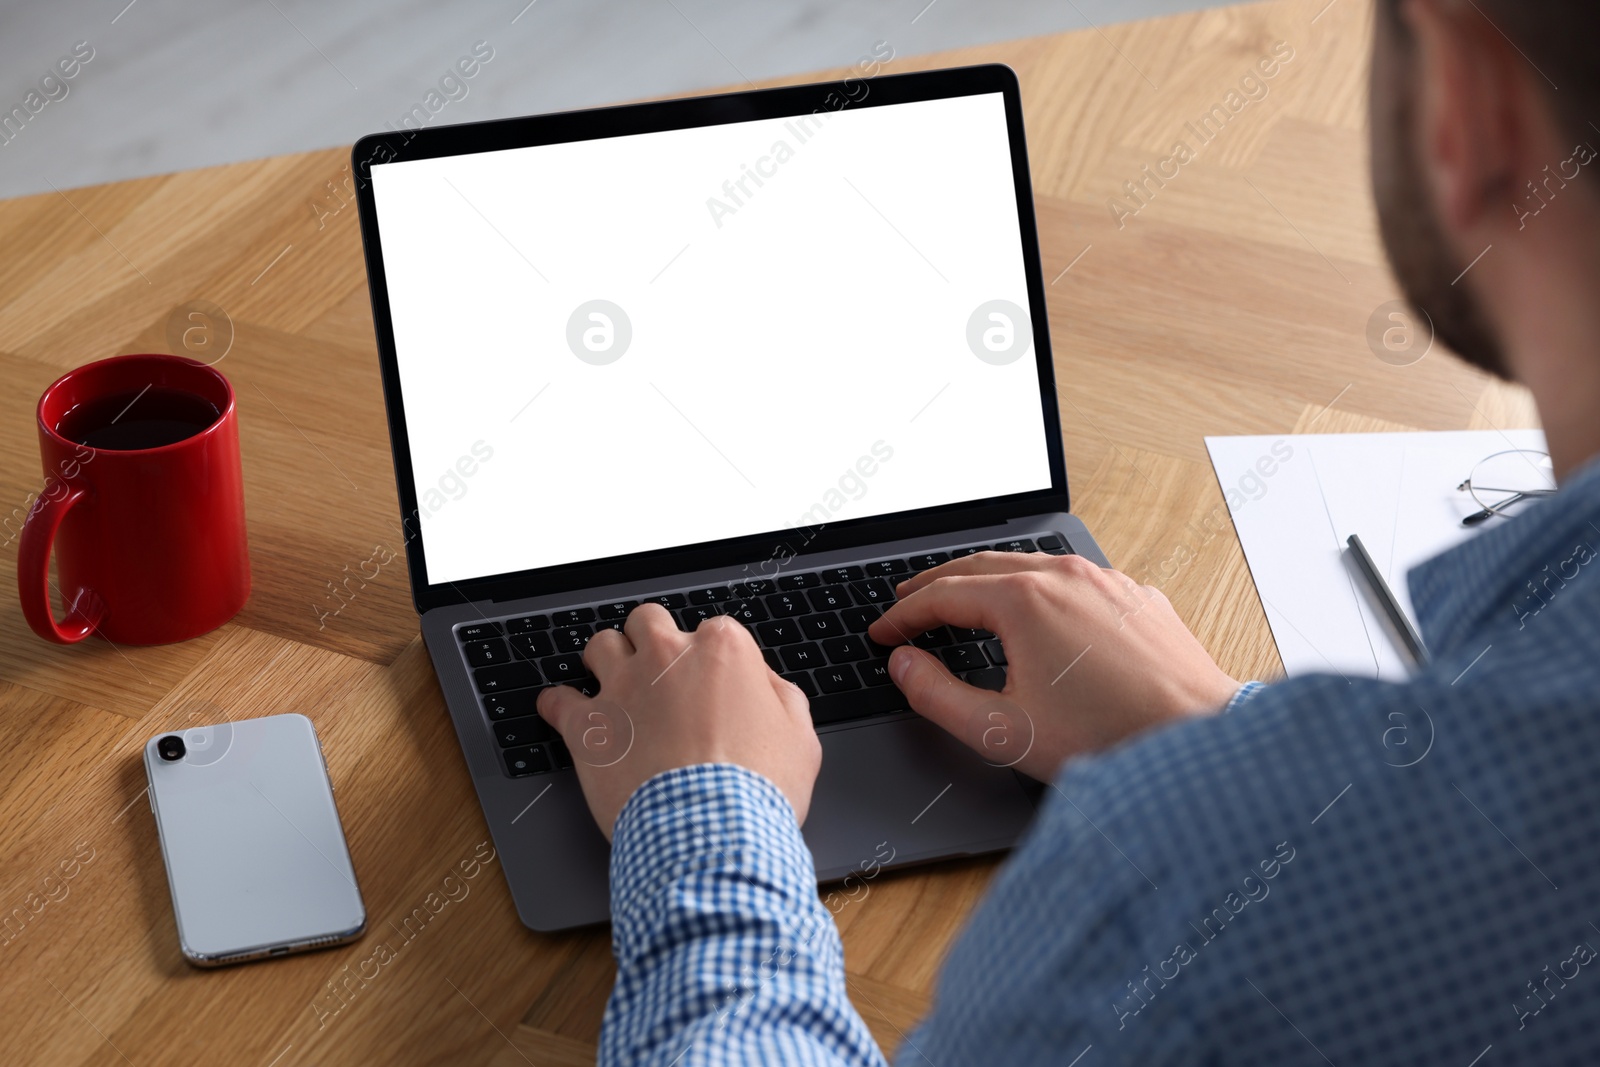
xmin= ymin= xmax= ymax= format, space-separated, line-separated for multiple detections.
xmin=144 ymin=713 xmax=366 ymax=966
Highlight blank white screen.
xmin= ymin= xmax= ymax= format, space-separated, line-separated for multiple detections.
xmin=372 ymin=91 xmax=1053 ymax=584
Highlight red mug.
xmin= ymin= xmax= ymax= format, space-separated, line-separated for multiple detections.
xmin=18 ymin=354 xmax=250 ymax=644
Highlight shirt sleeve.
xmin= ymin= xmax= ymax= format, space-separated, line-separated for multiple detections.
xmin=1222 ymin=680 xmax=1267 ymax=713
xmin=602 ymin=763 xmax=889 ymax=1067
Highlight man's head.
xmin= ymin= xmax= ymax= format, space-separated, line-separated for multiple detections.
xmin=1369 ymin=0 xmax=1600 ymax=382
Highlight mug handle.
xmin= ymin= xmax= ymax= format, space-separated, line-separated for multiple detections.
xmin=17 ymin=486 xmax=104 ymax=644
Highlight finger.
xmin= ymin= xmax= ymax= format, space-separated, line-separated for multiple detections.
xmin=888 ymin=645 xmax=995 ymax=743
xmin=536 ymin=681 xmax=590 ymax=738
xmin=697 ymin=613 xmax=757 ymax=650
xmin=894 ymin=550 xmax=1055 ymax=598
xmin=582 ymin=626 xmax=633 ymax=677
xmin=870 ymin=574 xmax=1011 ymax=646
xmin=766 ymin=667 xmax=810 ymax=721
xmin=625 ymin=602 xmax=686 ymax=650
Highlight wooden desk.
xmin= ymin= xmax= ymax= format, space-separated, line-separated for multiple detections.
xmin=0 ymin=0 xmax=1537 ymax=1062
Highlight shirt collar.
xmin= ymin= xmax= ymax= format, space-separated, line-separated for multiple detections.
xmin=1409 ymin=452 xmax=1600 ymax=655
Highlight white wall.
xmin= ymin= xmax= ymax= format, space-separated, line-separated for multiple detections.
xmin=0 ymin=0 xmax=1233 ymax=199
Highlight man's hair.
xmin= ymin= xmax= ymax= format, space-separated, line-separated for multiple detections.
xmin=1382 ymin=0 xmax=1600 ymax=145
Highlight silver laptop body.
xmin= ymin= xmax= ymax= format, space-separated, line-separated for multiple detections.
xmin=354 ymin=64 xmax=1109 ymax=930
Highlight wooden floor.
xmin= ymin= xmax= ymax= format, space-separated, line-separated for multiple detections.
xmin=0 ymin=1 xmax=1538 ymax=1063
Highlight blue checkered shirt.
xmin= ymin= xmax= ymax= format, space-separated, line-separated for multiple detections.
xmin=602 ymin=458 xmax=1600 ymax=1065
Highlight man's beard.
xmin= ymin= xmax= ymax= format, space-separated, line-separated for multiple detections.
xmin=1371 ymin=51 xmax=1512 ymax=380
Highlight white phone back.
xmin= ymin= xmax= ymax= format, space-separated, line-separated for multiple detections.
xmin=144 ymin=713 xmax=365 ymax=965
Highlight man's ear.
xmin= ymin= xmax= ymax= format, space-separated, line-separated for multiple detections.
xmin=1402 ymin=0 xmax=1525 ymax=232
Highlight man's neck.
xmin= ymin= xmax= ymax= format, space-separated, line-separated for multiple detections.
xmin=1484 ymin=205 xmax=1600 ymax=482
xmin=1521 ymin=357 xmax=1600 ymax=484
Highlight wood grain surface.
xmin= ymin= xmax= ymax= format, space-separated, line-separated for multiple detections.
xmin=0 ymin=0 xmax=1540 ymax=1063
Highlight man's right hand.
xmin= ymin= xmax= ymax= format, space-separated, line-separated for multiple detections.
xmin=867 ymin=552 xmax=1240 ymax=782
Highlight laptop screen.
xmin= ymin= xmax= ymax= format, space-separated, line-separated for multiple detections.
xmin=370 ymin=90 xmax=1054 ymax=585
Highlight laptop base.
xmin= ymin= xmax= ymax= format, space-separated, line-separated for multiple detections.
xmin=423 ymin=512 xmax=1106 ymax=931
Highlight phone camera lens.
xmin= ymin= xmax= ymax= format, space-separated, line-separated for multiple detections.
xmin=157 ymin=735 xmax=186 ymax=762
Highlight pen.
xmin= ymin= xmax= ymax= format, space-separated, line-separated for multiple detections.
xmin=1346 ymin=533 xmax=1429 ymax=666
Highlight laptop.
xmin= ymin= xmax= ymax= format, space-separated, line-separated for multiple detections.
xmin=352 ymin=64 xmax=1109 ymax=931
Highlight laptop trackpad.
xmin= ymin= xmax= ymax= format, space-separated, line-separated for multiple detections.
xmin=802 ymin=716 xmax=1037 ymax=880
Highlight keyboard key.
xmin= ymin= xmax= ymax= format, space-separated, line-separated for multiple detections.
xmin=463 ymin=638 xmax=511 ymax=668
xmin=866 ymin=636 xmax=897 ymax=659
xmin=814 ymin=665 xmax=861 ymax=694
xmin=510 ymin=631 xmax=555 ymax=659
xmin=1037 ymin=534 xmax=1065 ymax=553
xmin=799 ymin=614 xmax=844 ymax=640
xmin=949 ymin=626 xmax=994 ymax=642
xmin=484 ymin=689 xmax=542 ymax=721
xmin=540 ymin=654 xmax=587 ymax=681
xmin=809 ymin=586 xmax=852 ymax=612
xmin=688 ymin=586 xmax=732 ymax=605
xmin=562 ymin=676 xmax=600 ymax=698
xmin=950 ymin=545 xmax=988 ymax=558
xmin=781 ymin=643 xmax=827 ymax=671
xmin=994 ymin=538 xmax=1036 ymax=553
xmin=777 ymin=573 xmax=820 ymax=590
xmin=859 ymin=660 xmax=893 ymax=687
xmin=784 ymin=672 xmax=819 ymax=698
xmin=596 ymin=600 xmax=638 ymax=621
xmin=765 ymin=593 xmax=809 ymax=617
xmin=756 ymin=620 xmax=804 ymax=645
xmin=762 ymin=649 xmax=782 ymax=673
xmin=552 ymin=625 xmax=593 ymax=652
xmin=850 ymin=578 xmax=895 ymax=606
xmin=678 ymin=605 xmax=723 ymax=630
xmin=842 ymin=606 xmax=881 ymax=632
xmin=643 ymin=593 xmax=688 ymax=610
xmin=725 ymin=600 xmax=769 ymax=624
xmin=941 ymin=644 xmax=988 ymax=673
xmin=912 ymin=626 xmax=954 ymax=649
xmin=494 ymin=717 xmax=555 ymax=747
xmin=984 ymin=639 xmax=1007 ymax=666
xmin=457 ymin=622 xmax=502 ymax=642
xmin=474 ymin=662 xmax=541 ymax=694
xmin=549 ymin=737 xmax=572 ymax=769
xmin=503 ymin=745 xmax=551 ymax=777
xmin=595 ymin=618 xmax=627 ymax=633
xmin=810 ymin=685 xmax=908 ymax=725
xmin=505 ymin=614 xmax=549 ymax=633
xmin=553 ymin=608 xmax=596 ymax=625
xmin=967 ymin=666 xmax=1007 ymax=692
xmin=864 ymin=559 xmax=909 ymax=577
xmin=819 ymin=565 xmax=865 ymax=583
xmin=908 ymin=552 xmax=950 ymax=572
xmin=734 ymin=579 xmax=776 ymax=597
xmin=822 ymin=636 xmax=869 ymax=663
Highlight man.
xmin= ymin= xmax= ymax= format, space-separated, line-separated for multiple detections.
xmin=539 ymin=0 xmax=1600 ymax=1061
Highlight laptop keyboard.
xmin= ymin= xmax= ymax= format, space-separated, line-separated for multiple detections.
xmin=457 ymin=535 xmax=1071 ymax=777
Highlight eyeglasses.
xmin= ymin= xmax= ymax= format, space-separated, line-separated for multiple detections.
xmin=1457 ymin=449 xmax=1555 ymax=526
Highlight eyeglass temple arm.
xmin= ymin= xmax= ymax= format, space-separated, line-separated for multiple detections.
xmin=1461 ymin=488 xmax=1554 ymax=526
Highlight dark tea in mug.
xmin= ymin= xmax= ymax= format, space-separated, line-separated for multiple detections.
xmin=55 ymin=386 xmax=223 ymax=451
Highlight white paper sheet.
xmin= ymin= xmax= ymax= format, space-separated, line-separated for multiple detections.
xmin=1206 ymin=429 xmax=1547 ymax=681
